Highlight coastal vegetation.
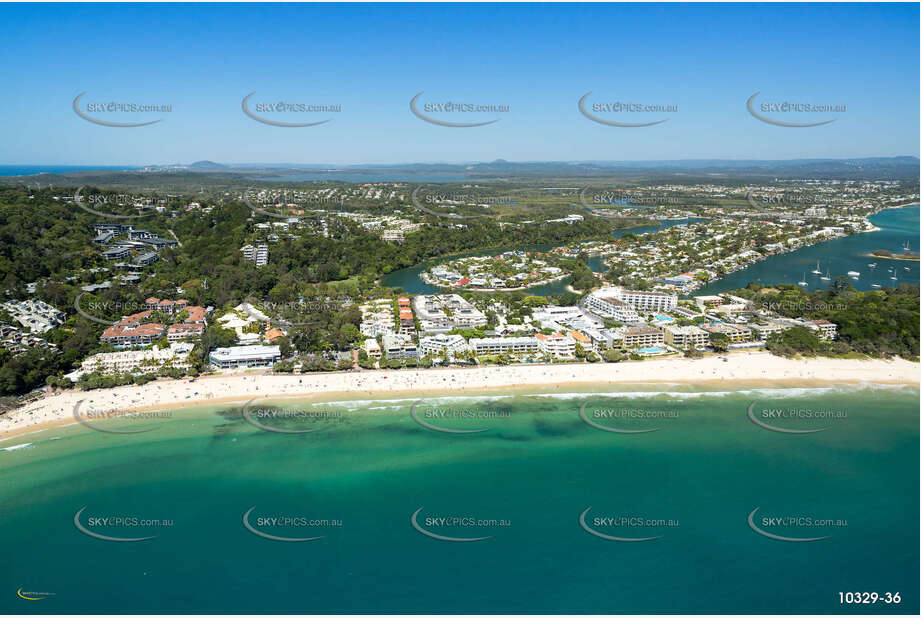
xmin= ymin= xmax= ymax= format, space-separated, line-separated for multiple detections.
xmin=732 ymin=282 xmax=919 ymax=360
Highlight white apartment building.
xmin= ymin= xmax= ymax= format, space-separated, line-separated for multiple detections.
xmin=617 ymin=288 xmax=678 ymax=312
xmin=363 ymin=338 xmax=382 ymax=359
xmin=583 ymin=294 xmax=641 ymax=323
xmin=381 ymin=333 xmax=418 ymax=359
xmin=412 ymin=294 xmax=487 ymax=331
xmin=80 ymin=342 xmax=193 ymax=376
xmin=469 ymin=336 xmax=539 ymax=356
xmin=381 ymin=229 xmax=404 ymax=242
xmin=210 ymin=345 xmax=281 ymax=369
xmin=419 ymin=333 xmax=469 ymax=356
xmin=536 ymin=333 xmax=576 ymax=357
xmin=663 ymin=325 xmax=709 ymax=350
xmin=241 ymin=244 xmax=269 ymax=267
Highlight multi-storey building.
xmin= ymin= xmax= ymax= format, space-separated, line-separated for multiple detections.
xmin=381 ymin=333 xmax=418 ymax=359
xmin=419 ymin=333 xmax=469 ymax=356
xmin=583 ymin=294 xmax=641 ymax=323
xmin=622 ymin=325 xmax=665 ymax=349
xmin=80 ymin=343 xmax=193 ymax=375
xmin=701 ymin=322 xmax=752 ymax=343
xmin=469 ymin=336 xmax=539 ymax=356
xmin=663 ymin=325 xmax=709 ymax=350
xmin=536 ymin=333 xmax=576 ymax=357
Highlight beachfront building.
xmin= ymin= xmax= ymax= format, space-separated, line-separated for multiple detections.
xmin=79 ymin=342 xmax=194 ymax=376
xmin=809 ymin=319 xmax=838 ymax=340
xmin=363 ymin=338 xmax=382 ymax=359
xmin=536 ymin=333 xmax=576 ymax=358
xmin=662 ymin=325 xmax=709 ymax=350
xmin=748 ymin=321 xmax=790 ymax=341
xmin=469 ymin=336 xmax=539 ymax=356
xmin=622 ymin=325 xmax=665 ymax=349
xmin=381 ymin=333 xmax=418 ymax=359
xmin=701 ymin=322 xmax=752 ymax=343
xmin=209 ymin=345 xmax=281 ymax=369
xmin=419 ymin=333 xmax=469 ymax=356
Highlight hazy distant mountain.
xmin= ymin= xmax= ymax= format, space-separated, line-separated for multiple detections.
xmin=187 ymin=160 xmax=228 ymax=170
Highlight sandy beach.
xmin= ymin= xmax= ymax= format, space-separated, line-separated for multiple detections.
xmin=1 ymin=351 xmax=917 ymax=441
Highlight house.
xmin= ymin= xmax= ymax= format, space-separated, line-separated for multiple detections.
xmin=264 ymin=328 xmax=285 ymax=343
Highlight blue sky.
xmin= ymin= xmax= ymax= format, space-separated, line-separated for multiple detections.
xmin=1 ymin=3 xmax=918 ymax=165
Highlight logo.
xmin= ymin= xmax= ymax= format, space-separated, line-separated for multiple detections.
xmin=409 ymin=400 xmax=492 ymax=434
xmin=410 ymin=187 xmax=486 ymax=220
xmin=410 ymin=507 xmax=497 ymax=542
xmin=17 ymin=588 xmax=55 ymax=601
xmin=409 ymin=92 xmax=505 ymax=127
xmin=241 ymin=398 xmax=339 ymax=434
xmin=241 ymin=507 xmax=328 ymax=542
xmin=72 ymin=400 xmax=165 ymax=435
xmin=73 ymin=92 xmax=166 ymax=127
xmin=578 ymin=92 xmax=670 ymax=127
xmin=73 ymin=186 xmax=155 ymax=220
xmin=73 ymin=507 xmax=159 ymax=542
xmin=747 ymin=507 xmax=836 ymax=542
xmin=746 ymin=401 xmax=834 ymax=434
xmin=746 ymin=91 xmax=840 ymax=128
xmin=241 ymin=92 xmax=337 ymax=127
xmin=578 ymin=507 xmax=666 ymax=542
xmin=579 ymin=401 xmax=676 ymax=434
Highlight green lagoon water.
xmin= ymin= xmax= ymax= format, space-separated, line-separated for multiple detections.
xmin=1 ymin=385 xmax=918 ymax=613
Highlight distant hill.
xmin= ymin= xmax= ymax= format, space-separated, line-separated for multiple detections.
xmin=188 ymin=160 xmax=228 ymax=170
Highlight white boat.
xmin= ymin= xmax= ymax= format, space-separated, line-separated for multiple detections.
xmin=905 ymin=267 xmax=911 ymax=271
xmin=820 ymin=270 xmax=830 ymax=281
xmin=868 ymin=263 xmax=877 ymax=269
xmin=871 ymin=284 xmax=881 ymax=288
xmin=797 ymin=272 xmax=808 ymax=287
xmin=847 ymin=270 xmax=860 ymax=277
xmin=811 ymin=261 xmax=822 ymax=275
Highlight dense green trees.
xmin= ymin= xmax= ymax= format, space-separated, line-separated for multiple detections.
xmin=734 ymin=282 xmax=919 ymax=359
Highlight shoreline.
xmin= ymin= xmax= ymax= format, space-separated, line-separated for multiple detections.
xmin=1 ymin=353 xmax=917 ymax=442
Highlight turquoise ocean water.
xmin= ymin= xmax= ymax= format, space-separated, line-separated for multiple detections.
xmin=1 ymin=384 xmax=917 ymax=613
